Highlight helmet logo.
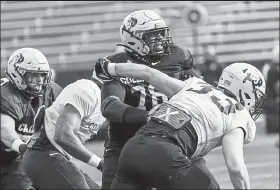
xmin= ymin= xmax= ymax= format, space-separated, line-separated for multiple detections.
xmin=243 ymin=72 xmax=263 ymax=88
xmin=9 ymin=53 xmax=24 ymax=65
xmin=125 ymin=17 xmax=138 ymax=31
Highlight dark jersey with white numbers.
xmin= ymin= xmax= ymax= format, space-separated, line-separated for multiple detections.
xmin=0 ymin=78 xmax=62 ymax=166
xmin=102 ymin=45 xmax=194 ymax=144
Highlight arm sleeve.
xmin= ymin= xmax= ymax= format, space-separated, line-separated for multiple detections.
xmin=101 ymin=81 xmax=148 ymax=125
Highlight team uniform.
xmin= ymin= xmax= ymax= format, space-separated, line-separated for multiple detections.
xmin=100 ymin=45 xmax=217 ymax=189
xmin=22 ymin=79 xmax=106 ymax=189
xmin=0 ymin=78 xmax=62 ymax=189
xmin=111 ymin=77 xmax=256 ymax=189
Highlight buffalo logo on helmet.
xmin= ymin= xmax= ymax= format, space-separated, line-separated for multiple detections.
xmin=9 ymin=53 xmax=24 ymax=65
xmin=243 ymin=72 xmax=263 ymax=88
xmin=125 ymin=17 xmax=138 ymax=31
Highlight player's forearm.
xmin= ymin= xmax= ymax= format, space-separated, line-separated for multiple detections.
xmin=1 ymin=114 xmax=27 ymax=153
xmin=1 ymin=129 xmax=21 ymax=148
xmin=1 ymin=131 xmax=27 ymax=154
xmin=55 ymin=129 xmax=101 ymax=166
xmin=228 ymin=165 xmax=250 ymax=189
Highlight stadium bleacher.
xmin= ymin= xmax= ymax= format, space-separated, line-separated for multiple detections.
xmin=1 ymin=1 xmax=279 ymax=73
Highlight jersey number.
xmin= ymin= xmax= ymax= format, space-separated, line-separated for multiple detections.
xmin=132 ymin=84 xmax=168 ymax=111
xmin=187 ymin=82 xmax=243 ymax=115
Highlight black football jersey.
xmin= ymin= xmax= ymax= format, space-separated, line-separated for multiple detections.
xmin=102 ymin=45 xmax=193 ymax=142
xmin=0 ymin=78 xmax=62 ymax=165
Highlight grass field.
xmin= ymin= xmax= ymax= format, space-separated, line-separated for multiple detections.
xmin=73 ymin=124 xmax=279 ymax=189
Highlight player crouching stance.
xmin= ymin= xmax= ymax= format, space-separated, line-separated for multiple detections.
xmin=21 ymin=79 xmax=106 ymax=189
xmin=1 ymin=48 xmax=61 ymax=190
xmin=96 ymin=61 xmax=266 ymax=189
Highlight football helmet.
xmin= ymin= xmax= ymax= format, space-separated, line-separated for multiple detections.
xmin=6 ymin=48 xmax=52 ymax=97
xmin=217 ymin=62 xmax=266 ymax=121
xmin=119 ymin=10 xmax=173 ymax=63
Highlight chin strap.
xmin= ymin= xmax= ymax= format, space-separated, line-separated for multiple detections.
xmin=117 ymin=44 xmax=162 ymax=65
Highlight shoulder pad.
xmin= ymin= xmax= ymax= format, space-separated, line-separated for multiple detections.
xmin=105 ymin=52 xmax=132 ymax=63
xmin=0 ymin=81 xmax=26 ymax=120
xmin=171 ymin=45 xmax=194 ymax=70
xmin=48 ymin=81 xmax=63 ymax=99
xmin=42 ymin=81 xmax=63 ymax=108
xmin=1 ymin=80 xmax=25 ymax=105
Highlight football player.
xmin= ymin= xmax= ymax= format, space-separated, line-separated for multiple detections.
xmin=96 ymin=10 xmax=202 ymax=190
xmin=95 ymin=61 xmax=266 ymax=189
xmin=21 ymin=78 xmax=106 ymax=189
xmin=1 ymin=48 xmax=62 ymax=189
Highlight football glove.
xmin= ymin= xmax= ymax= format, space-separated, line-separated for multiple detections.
xmin=95 ymin=58 xmax=113 ymax=82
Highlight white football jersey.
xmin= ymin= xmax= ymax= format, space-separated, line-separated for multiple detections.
xmin=168 ymin=77 xmax=256 ymax=160
xmin=44 ymin=79 xmax=106 ymax=157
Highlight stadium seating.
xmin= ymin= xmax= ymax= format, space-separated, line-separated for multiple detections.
xmin=1 ymin=1 xmax=279 ymax=71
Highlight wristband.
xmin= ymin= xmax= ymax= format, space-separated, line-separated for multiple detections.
xmin=87 ymin=154 xmax=102 ymax=168
xmin=12 ymin=139 xmax=26 ymax=153
xmin=107 ymin=63 xmax=117 ymax=76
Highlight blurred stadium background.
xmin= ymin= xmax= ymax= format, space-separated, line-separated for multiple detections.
xmin=1 ymin=1 xmax=279 ymax=189
xmin=1 ymin=1 xmax=279 ymax=85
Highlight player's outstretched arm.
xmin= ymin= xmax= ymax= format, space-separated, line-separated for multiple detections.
xmin=222 ymin=128 xmax=250 ymax=189
xmin=54 ymin=104 xmax=102 ymax=170
xmin=114 ymin=63 xmax=185 ymax=98
xmin=1 ymin=113 xmax=27 ymax=154
xmin=111 ymin=63 xmax=185 ymax=98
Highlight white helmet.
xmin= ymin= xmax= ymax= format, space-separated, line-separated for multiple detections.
xmin=217 ymin=62 xmax=266 ymax=121
xmin=6 ymin=48 xmax=52 ymax=97
xmin=119 ymin=10 xmax=173 ymax=59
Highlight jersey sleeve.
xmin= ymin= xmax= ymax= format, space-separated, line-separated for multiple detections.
xmin=62 ymin=80 xmax=99 ymax=118
xmin=0 ymin=98 xmax=20 ymax=120
xmin=226 ymin=110 xmax=256 ymax=145
xmin=243 ymin=117 xmax=256 ymax=144
xmin=0 ymin=83 xmax=23 ymax=121
xmin=101 ymin=80 xmax=126 ymax=101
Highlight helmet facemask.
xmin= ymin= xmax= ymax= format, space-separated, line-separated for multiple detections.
xmin=7 ymin=66 xmax=52 ymax=98
xmin=133 ymin=28 xmax=173 ymax=64
xmin=142 ymin=28 xmax=173 ymax=57
xmin=22 ymin=69 xmax=52 ymax=97
xmin=238 ymin=80 xmax=267 ymax=121
xmin=248 ymin=86 xmax=266 ymax=121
